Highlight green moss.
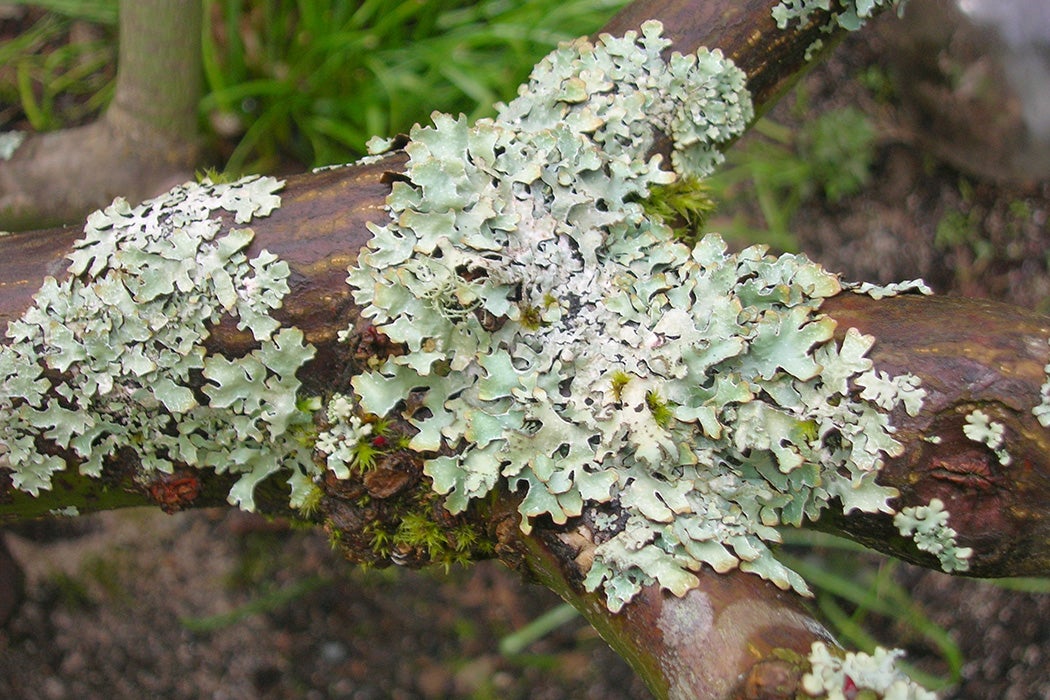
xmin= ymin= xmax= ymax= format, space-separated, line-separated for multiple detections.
xmin=644 ymin=390 xmax=674 ymax=428
xmin=360 ymin=489 xmax=492 ymax=569
xmin=394 ymin=513 xmax=451 ymax=560
xmin=367 ymin=522 xmax=394 ymax=558
xmin=638 ymin=176 xmax=717 ymax=245
xmin=194 ymin=167 xmax=238 ymax=184
xmin=519 ymin=304 xmax=545 ymax=330
xmin=609 ymin=370 xmax=631 ymax=401
xmin=325 ymin=520 xmax=345 ymax=550
xmin=296 ymin=483 xmax=325 ymax=519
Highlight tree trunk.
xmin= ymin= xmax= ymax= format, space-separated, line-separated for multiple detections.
xmin=0 ymin=0 xmax=202 ymax=231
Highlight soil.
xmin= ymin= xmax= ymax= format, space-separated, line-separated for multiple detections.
xmin=2 ymin=8 xmax=1050 ymax=700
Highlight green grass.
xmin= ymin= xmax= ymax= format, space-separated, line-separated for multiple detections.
xmin=180 ymin=575 xmax=330 ymax=633
xmin=201 ymin=0 xmax=629 ymax=173
xmin=776 ymin=530 xmax=965 ymax=691
xmin=0 ymin=10 xmax=115 ymax=130
xmin=704 ymin=104 xmax=877 ymax=252
xmin=2 ymin=0 xmax=628 ymax=172
xmin=2 ymin=0 xmax=117 ymax=25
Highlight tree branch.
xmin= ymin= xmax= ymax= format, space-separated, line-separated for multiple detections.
xmin=821 ymin=293 xmax=1050 ymax=577
xmin=1 ymin=2 xmax=1041 ymax=699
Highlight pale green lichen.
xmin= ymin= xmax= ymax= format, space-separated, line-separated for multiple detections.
xmin=857 ymin=370 xmax=926 ymax=416
xmin=0 ymin=176 xmax=319 ymax=511
xmin=0 ymin=130 xmax=26 ymax=160
xmin=963 ymin=408 xmax=1010 ymax=466
xmin=342 ymin=22 xmax=926 ymax=611
xmin=801 ymin=641 xmax=936 ymax=700
xmin=772 ymin=0 xmax=906 ymax=33
xmin=315 ymin=393 xmax=378 ymax=478
xmin=893 ymin=498 xmax=972 ymax=573
xmin=847 ymin=279 xmax=932 ymax=300
xmin=48 ymin=506 xmax=80 ymax=518
xmin=1032 ymin=341 xmax=1050 ymax=427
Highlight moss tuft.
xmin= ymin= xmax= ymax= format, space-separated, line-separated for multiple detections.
xmin=638 ymin=176 xmax=717 ymax=245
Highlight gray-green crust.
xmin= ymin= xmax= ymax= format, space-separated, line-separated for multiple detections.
xmin=0 ymin=130 xmax=26 ymax=161
xmin=963 ymin=408 xmax=1010 ymax=466
xmin=2 ymin=20 xmax=948 ymax=615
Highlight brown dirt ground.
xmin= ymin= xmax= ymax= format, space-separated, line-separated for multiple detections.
xmin=2 ymin=8 xmax=1050 ymax=700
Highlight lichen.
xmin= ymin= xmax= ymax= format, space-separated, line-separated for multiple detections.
xmin=48 ymin=506 xmax=80 ymax=518
xmin=801 ymin=641 xmax=936 ymax=700
xmin=0 ymin=176 xmax=318 ymax=511
xmin=0 ymin=130 xmax=26 ymax=161
xmin=1032 ymin=341 xmax=1050 ymax=427
xmin=963 ymin=408 xmax=1010 ymax=466
xmin=772 ymin=0 xmax=906 ymax=33
xmin=893 ymin=498 xmax=972 ymax=573
xmin=342 ymin=22 xmax=926 ymax=611
xmin=3 ymin=19 xmax=939 ymax=617
xmin=315 ymin=393 xmax=379 ymax=478
xmin=846 ymin=279 xmax=932 ymax=300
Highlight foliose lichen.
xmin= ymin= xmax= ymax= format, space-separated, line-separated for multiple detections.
xmin=48 ymin=506 xmax=80 ymax=518
xmin=316 ymin=393 xmax=376 ymax=479
xmin=962 ymin=408 xmax=1010 ymax=466
xmin=1032 ymin=341 xmax=1050 ymax=427
xmin=2 ymin=19 xmax=941 ymax=617
xmin=772 ymin=0 xmax=907 ymax=33
xmin=0 ymin=130 xmax=26 ymax=161
xmin=893 ymin=498 xmax=972 ymax=573
xmin=342 ymin=22 xmax=928 ymax=611
xmin=0 ymin=176 xmax=319 ymax=511
xmin=801 ymin=641 xmax=936 ymax=700
xmin=846 ymin=279 xmax=932 ymax=300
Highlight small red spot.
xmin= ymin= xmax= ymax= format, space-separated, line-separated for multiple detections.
xmin=364 ymin=325 xmax=390 ymax=344
xmin=372 ymin=435 xmax=388 ymax=448
xmin=148 ymin=473 xmax=201 ymax=514
xmin=843 ymin=675 xmax=859 ymax=699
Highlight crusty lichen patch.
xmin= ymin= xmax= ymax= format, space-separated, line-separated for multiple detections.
xmin=772 ymin=0 xmax=907 ymax=60
xmin=0 ymin=176 xmax=318 ymax=511
xmin=3 ymin=20 xmax=943 ymax=615
xmin=342 ymin=22 xmax=928 ymax=611
xmin=1032 ymin=342 xmax=1050 ymax=427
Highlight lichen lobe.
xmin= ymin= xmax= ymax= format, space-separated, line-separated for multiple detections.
xmin=0 ymin=175 xmax=318 ymax=511
xmin=340 ymin=22 xmax=928 ymax=611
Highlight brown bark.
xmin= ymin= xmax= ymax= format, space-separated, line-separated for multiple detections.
xmin=603 ymin=0 xmax=849 ymax=114
xmin=821 ymin=293 xmax=1050 ymax=577
xmin=512 ymin=517 xmax=831 ymax=700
